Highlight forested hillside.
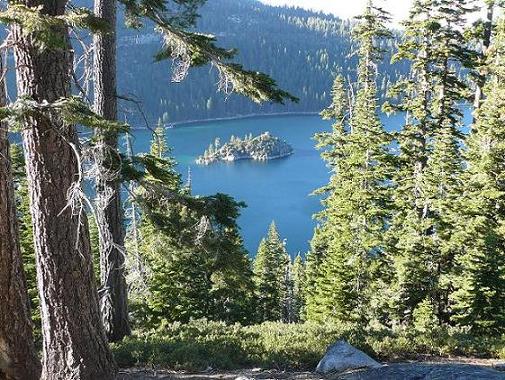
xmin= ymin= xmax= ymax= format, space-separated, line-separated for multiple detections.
xmin=113 ymin=0 xmax=406 ymax=123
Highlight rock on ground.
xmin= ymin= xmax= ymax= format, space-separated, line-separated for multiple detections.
xmin=316 ymin=340 xmax=382 ymax=374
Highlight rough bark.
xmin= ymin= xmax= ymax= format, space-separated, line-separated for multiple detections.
xmin=11 ymin=0 xmax=116 ymax=378
xmin=0 ymin=53 xmax=41 ymax=380
xmin=93 ymin=0 xmax=130 ymax=342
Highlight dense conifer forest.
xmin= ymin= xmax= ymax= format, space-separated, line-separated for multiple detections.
xmin=2 ymin=0 xmax=505 ymax=379
xmin=111 ymin=0 xmax=407 ymax=123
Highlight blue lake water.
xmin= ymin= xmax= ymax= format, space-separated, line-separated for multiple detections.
xmin=7 ymin=107 xmax=474 ymax=255
xmin=129 ymin=113 xmax=410 ymax=256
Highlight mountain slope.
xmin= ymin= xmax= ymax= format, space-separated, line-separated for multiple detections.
xmin=111 ymin=0 xmax=406 ymax=124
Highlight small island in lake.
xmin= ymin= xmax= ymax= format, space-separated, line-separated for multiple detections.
xmin=196 ymin=132 xmax=294 ymax=165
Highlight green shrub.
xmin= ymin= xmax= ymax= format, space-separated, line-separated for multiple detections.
xmin=111 ymin=319 xmax=505 ymax=370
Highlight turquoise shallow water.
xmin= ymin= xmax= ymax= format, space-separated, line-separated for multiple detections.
xmin=129 ymin=114 xmax=409 ymax=256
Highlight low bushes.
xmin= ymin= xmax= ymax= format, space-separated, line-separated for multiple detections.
xmin=111 ymin=319 xmax=505 ymax=371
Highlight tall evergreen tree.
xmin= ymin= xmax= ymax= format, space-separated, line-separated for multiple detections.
xmin=424 ymin=0 xmax=476 ymax=323
xmin=10 ymin=1 xmax=117 ymax=377
xmin=253 ymin=221 xmax=290 ymax=322
xmin=303 ymin=226 xmax=329 ymax=320
xmin=384 ymin=0 xmax=474 ymax=325
xmin=91 ymin=0 xmax=296 ymax=338
xmin=93 ymin=0 xmax=130 ymax=342
xmin=384 ymin=0 xmax=439 ymax=325
xmin=449 ymin=17 xmax=505 ymax=334
xmin=281 ymin=253 xmax=295 ymax=323
xmin=306 ymin=1 xmax=393 ymax=324
xmin=291 ymin=253 xmax=306 ymax=323
xmin=131 ymin=128 xmax=255 ymax=326
xmin=138 ymin=207 xmax=256 ymax=325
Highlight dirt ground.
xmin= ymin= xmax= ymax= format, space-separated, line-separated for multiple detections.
xmin=117 ymin=368 xmax=322 ymax=379
xmin=117 ymin=359 xmax=505 ymax=380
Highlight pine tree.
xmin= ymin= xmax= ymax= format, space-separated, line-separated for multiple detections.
xmin=449 ymin=17 xmax=505 ymax=334
xmin=281 ymin=253 xmax=294 ymax=323
xmin=133 ymin=127 xmax=187 ymax=325
xmin=384 ymin=0 xmax=474 ymax=325
xmin=383 ymin=0 xmax=439 ymax=322
xmin=141 ymin=238 xmax=212 ymax=324
xmin=131 ymin=128 xmax=255 ymax=326
xmin=93 ymin=0 xmax=130 ymax=342
xmin=306 ymin=1 xmax=393 ymax=324
xmin=303 ymin=226 xmax=329 ymax=320
xmin=10 ymin=1 xmax=117 ymax=377
xmin=10 ymin=143 xmax=40 ymax=338
xmin=253 ymin=221 xmax=290 ymax=322
xmin=424 ymin=0 xmax=476 ymax=323
xmin=93 ymin=0 xmax=296 ymax=342
xmin=207 ymin=225 xmax=256 ymax=324
xmin=138 ymin=204 xmax=256 ymax=326
xmin=291 ymin=253 xmax=306 ymax=323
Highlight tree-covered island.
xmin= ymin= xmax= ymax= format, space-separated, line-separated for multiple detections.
xmin=196 ymin=132 xmax=294 ymax=164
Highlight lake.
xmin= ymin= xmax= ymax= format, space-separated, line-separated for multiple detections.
xmin=129 ymin=113 xmax=409 ymax=256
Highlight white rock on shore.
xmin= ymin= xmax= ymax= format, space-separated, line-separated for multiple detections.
xmin=316 ymin=340 xmax=382 ymax=374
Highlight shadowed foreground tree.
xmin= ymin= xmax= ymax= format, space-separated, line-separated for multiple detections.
xmin=9 ymin=0 xmax=116 ymax=378
xmin=127 ymin=127 xmax=256 ymax=326
xmin=0 ymin=53 xmax=40 ymax=380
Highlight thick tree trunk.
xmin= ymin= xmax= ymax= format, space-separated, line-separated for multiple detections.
xmin=11 ymin=1 xmax=116 ymax=378
xmin=0 ymin=55 xmax=40 ymax=380
xmin=93 ymin=0 xmax=130 ymax=342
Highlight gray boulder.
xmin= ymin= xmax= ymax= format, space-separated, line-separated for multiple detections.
xmin=316 ymin=340 xmax=382 ymax=374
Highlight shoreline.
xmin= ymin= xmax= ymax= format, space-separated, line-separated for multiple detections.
xmin=171 ymin=111 xmax=320 ymax=127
